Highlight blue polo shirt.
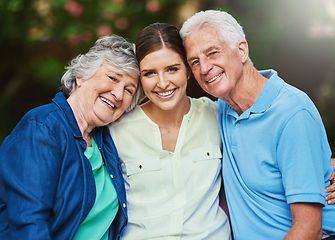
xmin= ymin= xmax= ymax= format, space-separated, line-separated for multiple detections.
xmin=218 ymin=69 xmax=335 ymax=239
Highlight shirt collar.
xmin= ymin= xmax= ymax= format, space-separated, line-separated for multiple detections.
xmin=52 ymin=92 xmax=83 ymax=138
xmin=249 ymin=69 xmax=285 ymax=114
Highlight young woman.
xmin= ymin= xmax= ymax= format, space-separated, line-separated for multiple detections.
xmin=109 ymin=23 xmax=231 ymax=239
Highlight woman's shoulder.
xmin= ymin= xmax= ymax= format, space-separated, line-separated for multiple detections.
xmin=115 ymin=105 xmax=144 ymax=124
xmin=1 ymin=103 xmax=69 ymax=155
xmin=189 ymin=96 xmax=218 ymax=113
xmin=109 ymin=105 xmax=145 ymax=133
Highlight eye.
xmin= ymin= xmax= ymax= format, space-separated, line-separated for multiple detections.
xmin=109 ymin=76 xmax=118 ymax=82
xmin=167 ymin=67 xmax=178 ymax=72
xmin=209 ymin=51 xmax=218 ymax=56
xmin=190 ymin=60 xmax=199 ymax=67
xmin=125 ymin=87 xmax=135 ymax=95
xmin=125 ymin=88 xmax=133 ymax=95
xmin=143 ymin=71 xmax=155 ymax=77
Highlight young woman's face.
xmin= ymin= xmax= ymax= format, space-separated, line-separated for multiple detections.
xmin=75 ymin=64 xmax=138 ymax=126
xmin=139 ymin=47 xmax=189 ymax=111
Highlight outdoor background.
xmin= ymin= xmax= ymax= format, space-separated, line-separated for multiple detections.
xmin=0 ymin=0 xmax=334 ymax=157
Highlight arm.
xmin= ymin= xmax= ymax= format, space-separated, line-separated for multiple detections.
xmin=325 ymin=167 xmax=335 ymax=204
xmin=277 ymin=110 xmax=330 ymax=237
xmin=284 ymin=202 xmax=323 ymax=240
xmin=0 ymin=121 xmax=61 ymax=239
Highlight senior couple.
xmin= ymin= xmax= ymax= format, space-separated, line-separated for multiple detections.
xmin=1 ymin=9 xmax=335 ymax=240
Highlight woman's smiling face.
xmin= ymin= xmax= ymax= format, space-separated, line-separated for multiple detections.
xmin=139 ymin=47 xmax=189 ymax=111
xmin=76 ymin=63 xmax=138 ymax=126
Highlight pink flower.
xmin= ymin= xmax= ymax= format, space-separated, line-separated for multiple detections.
xmin=111 ymin=0 xmax=125 ymax=3
xmin=115 ymin=17 xmax=128 ymax=31
xmin=146 ymin=0 xmax=161 ymax=13
xmin=97 ymin=25 xmax=113 ymax=37
xmin=64 ymin=0 xmax=83 ymax=17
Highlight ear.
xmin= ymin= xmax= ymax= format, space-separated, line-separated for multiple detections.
xmin=238 ymin=40 xmax=249 ymax=63
xmin=187 ymin=69 xmax=192 ymax=80
xmin=76 ymin=77 xmax=84 ymax=87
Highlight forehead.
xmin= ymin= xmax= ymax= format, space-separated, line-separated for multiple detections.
xmin=184 ymin=27 xmax=223 ymax=55
xmin=140 ymin=47 xmax=185 ymax=66
xmin=102 ymin=63 xmax=123 ymax=75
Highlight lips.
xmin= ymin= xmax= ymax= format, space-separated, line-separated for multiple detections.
xmin=207 ymin=72 xmax=224 ymax=83
xmin=100 ymin=96 xmax=115 ymax=109
xmin=156 ymin=89 xmax=176 ymax=97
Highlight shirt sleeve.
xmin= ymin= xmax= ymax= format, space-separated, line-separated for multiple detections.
xmin=277 ymin=109 xmax=326 ymax=205
xmin=0 ymin=120 xmax=63 ymax=239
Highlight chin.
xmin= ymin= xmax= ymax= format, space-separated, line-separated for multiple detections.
xmin=158 ymin=103 xmax=178 ymax=111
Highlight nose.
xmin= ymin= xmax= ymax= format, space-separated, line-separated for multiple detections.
xmin=200 ymin=58 xmax=213 ymax=76
xmin=110 ymin=84 xmax=123 ymax=101
xmin=157 ymin=73 xmax=169 ymax=89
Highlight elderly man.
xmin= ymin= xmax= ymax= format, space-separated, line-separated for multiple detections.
xmin=180 ymin=10 xmax=335 ymax=240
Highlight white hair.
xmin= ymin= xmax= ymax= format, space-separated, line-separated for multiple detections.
xmin=180 ymin=9 xmax=246 ymax=49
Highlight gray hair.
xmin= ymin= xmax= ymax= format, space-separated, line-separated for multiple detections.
xmin=61 ymin=35 xmax=142 ymax=112
xmin=180 ymin=10 xmax=246 ymax=50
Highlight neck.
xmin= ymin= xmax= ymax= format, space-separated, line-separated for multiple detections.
xmin=141 ymin=95 xmax=190 ymax=152
xmin=141 ymin=95 xmax=190 ymax=127
xmin=67 ymin=94 xmax=94 ymax=146
xmin=223 ymin=64 xmax=267 ymax=115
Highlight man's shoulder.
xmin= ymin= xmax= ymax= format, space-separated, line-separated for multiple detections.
xmin=216 ymin=98 xmax=229 ymax=113
xmin=275 ymin=83 xmax=317 ymax=117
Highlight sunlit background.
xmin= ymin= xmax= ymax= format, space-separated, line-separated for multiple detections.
xmin=0 ymin=0 xmax=334 ymax=156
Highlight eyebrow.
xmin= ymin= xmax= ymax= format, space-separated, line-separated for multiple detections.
xmin=141 ymin=63 xmax=182 ymax=73
xmin=187 ymin=45 xmax=221 ymax=62
xmin=107 ymin=69 xmax=137 ymax=88
xmin=108 ymin=70 xmax=123 ymax=77
xmin=204 ymin=46 xmax=221 ymax=54
xmin=166 ymin=63 xmax=181 ymax=68
xmin=187 ymin=56 xmax=197 ymax=62
xmin=129 ymin=82 xmax=138 ymax=89
xmin=141 ymin=69 xmax=153 ymax=74
xmin=123 ymin=77 xmax=138 ymax=89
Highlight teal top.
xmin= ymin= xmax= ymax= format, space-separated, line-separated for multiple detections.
xmin=74 ymin=137 xmax=119 ymax=240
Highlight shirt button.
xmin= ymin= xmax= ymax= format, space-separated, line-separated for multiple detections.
xmin=236 ymin=123 xmax=240 ymax=127
xmin=110 ymin=174 xmax=114 ymax=178
xmin=123 ymin=203 xmax=126 ymax=208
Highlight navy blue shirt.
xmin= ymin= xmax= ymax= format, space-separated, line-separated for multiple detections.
xmin=0 ymin=92 xmax=127 ymax=240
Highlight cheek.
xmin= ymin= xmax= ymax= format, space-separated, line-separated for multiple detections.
xmin=191 ymin=69 xmax=200 ymax=81
xmin=195 ymin=77 xmax=204 ymax=86
xmin=141 ymin=80 xmax=153 ymax=94
xmin=121 ymin=95 xmax=134 ymax=110
xmin=180 ymin=79 xmax=188 ymax=90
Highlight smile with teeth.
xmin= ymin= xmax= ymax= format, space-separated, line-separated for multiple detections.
xmin=156 ymin=89 xmax=176 ymax=97
xmin=207 ymin=72 xmax=224 ymax=83
xmin=100 ymin=96 xmax=115 ymax=109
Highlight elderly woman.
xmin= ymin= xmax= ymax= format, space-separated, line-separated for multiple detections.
xmin=0 ymin=35 xmax=141 ymax=240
